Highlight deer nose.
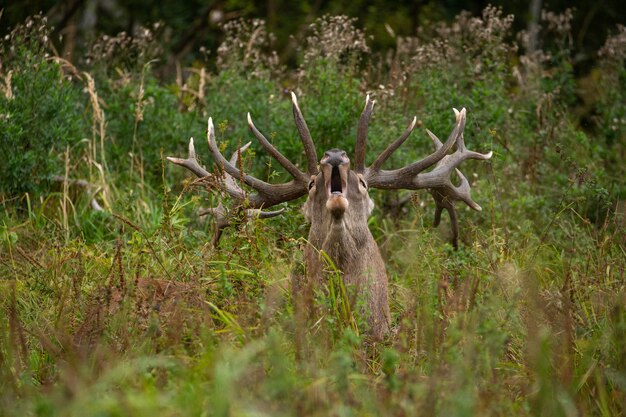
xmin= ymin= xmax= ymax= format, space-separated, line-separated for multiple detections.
xmin=321 ymin=149 xmax=349 ymax=167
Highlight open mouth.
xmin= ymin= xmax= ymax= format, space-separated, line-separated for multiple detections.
xmin=330 ymin=166 xmax=343 ymax=195
xmin=326 ymin=164 xmax=348 ymax=198
xmin=320 ymin=149 xmax=350 ymax=217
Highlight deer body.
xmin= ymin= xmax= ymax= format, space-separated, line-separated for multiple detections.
xmin=301 ymin=150 xmax=390 ymax=338
xmin=168 ymin=93 xmax=491 ymax=340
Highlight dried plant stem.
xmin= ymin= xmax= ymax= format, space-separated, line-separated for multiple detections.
xmin=62 ymin=146 xmax=70 ymax=242
xmin=1 ymin=70 xmax=13 ymax=99
xmin=83 ymin=72 xmax=107 ymax=172
xmin=14 ymin=246 xmax=44 ymax=270
xmin=130 ymin=60 xmax=156 ymax=183
xmin=198 ymin=67 xmax=206 ymax=102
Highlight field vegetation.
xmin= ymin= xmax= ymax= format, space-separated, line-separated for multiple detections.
xmin=1 ymin=6 xmax=625 ymax=416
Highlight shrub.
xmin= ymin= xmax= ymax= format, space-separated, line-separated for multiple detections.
xmin=597 ymin=25 xmax=626 ymax=198
xmin=0 ymin=16 xmax=87 ymax=199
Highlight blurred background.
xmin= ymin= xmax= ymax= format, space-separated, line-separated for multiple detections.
xmin=2 ymin=0 xmax=625 ymax=74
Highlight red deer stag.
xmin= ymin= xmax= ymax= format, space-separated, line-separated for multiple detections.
xmin=167 ymin=93 xmax=492 ymax=340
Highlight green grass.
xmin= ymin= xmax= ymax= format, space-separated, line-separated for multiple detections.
xmin=1 ymin=171 xmax=624 ymax=416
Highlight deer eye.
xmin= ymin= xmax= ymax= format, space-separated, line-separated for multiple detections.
xmin=308 ymin=180 xmax=315 ymax=190
xmin=359 ymin=178 xmax=368 ymax=189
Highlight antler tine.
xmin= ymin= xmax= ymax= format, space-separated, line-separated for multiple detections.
xmin=424 ymin=120 xmax=489 ymax=213
xmin=426 ymin=129 xmax=444 ymax=150
xmin=167 ymin=137 xmax=252 ymax=202
xmin=423 ymin=110 xmax=490 ymax=248
xmin=291 ymin=92 xmax=318 ymax=175
xmin=452 ymin=169 xmax=482 ymax=211
xmin=199 ymin=205 xmax=223 ymax=218
xmin=415 ymin=121 xmax=490 ymax=211
xmin=422 ymin=110 xmax=490 ymax=249
xmin=427 ymin=154 xmax=491 ymax=211
xmin=369 ymin=116 xmax=417 ymax=172
xmin=454 ymin=132 xmax=492 ymax=161
xmin=198 ymin=203 xmax=230 ymax=247
xmin=223 ymin=141 xmax=252 ymax=199
xmin=229 ymin=141 xmax=252 ymax=164
xmin=355 ymin=94 xmax=375 ymax=173
xmin=247 ymin=113 xmax=309 ymax=183
xmin=426 ymin=122 xmax=490 ymax=212
xmin=396 ymin=108 xmax=465 ymax=177
xmin=166 ymin=137 xmax=211 ymax=178
xmin=168 ymin=141 xmax=248 ymax=246
xmin=430 ymin=190 xmax=460 ymax=250
xmin=206 ymin=118 xmax=273 ymax=195
xmin=245 ymin=207 xmax=286 ymax=219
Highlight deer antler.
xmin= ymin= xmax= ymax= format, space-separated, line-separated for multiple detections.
xmin=167 ymin=141 xmax=285 ymax=245
xmin=358 ymin=97 xmax=492 ymax=247
xmin=168 ymin=94 xmax=319 ymax=209
xmin=169 ymin=93 xmax=491 ymax=248
xmin=200 ymin=94 xmax=320 ymax=208
xmin=167 ymin=93 xmax=319 ymax=244
xmin=198 ymin=202 xmax=285 ymax=246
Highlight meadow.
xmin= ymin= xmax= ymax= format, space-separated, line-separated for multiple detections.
xmin=1 ymin=8 xmax=625 ymax=416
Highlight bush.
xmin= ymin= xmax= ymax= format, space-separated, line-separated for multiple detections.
xmin=0 ymin=58 xmax=87 ymax=199
xmin=597 ymin=25 xmax=626 ymax=198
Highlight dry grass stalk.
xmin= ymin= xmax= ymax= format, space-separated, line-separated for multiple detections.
xmin=62 ymin=146 xmax=70 ymax=242
xmin=1 ymin=70 xmax=13 ymax=99
xmin=83 ymin=72 xmax=107 ymax=172
xmin=130 ymin=59 xmax=158 ymax=183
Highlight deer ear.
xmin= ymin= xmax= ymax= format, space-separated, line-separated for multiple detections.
xmin=357 ymin=173 xmax=368 ymax=192
xmin=308 ymin=174 xmax=317 ymax=192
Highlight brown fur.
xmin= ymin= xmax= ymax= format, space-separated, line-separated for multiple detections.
xmin=298 ymin=156 xmax=391 ymax=340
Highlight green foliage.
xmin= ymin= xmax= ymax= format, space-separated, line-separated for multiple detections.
xmin=596 ymin=25 xmax=626 ymax=197
xmin=103 ymin=73 xmax=201 ymax=183
xmin=0 ymin=56 xmax=87 ymax=198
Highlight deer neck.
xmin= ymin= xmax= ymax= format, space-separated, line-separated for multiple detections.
xmin=308 ymin=215 xmax=374 ymax=271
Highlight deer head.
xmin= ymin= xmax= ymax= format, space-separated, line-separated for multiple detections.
xmin=167 ymin=92 xmax=492 ymax=339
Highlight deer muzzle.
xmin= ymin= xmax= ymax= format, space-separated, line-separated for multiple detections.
xmin=320 ymin=149 xmax=350 ymax=219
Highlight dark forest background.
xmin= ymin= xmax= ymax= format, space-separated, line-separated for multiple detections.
xmin=3 ymin=0 xmax=625 ymax=74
